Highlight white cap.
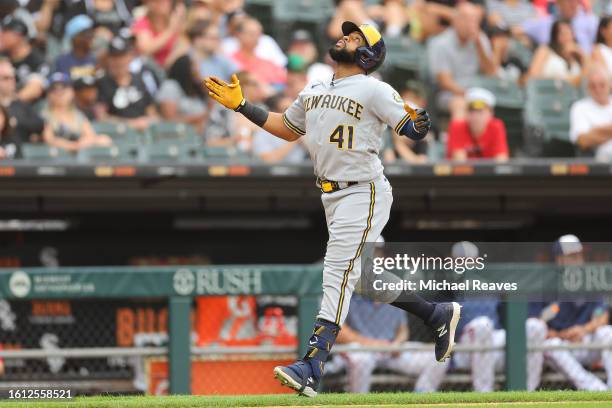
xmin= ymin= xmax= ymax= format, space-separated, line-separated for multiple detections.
xmin=451 ymin=241 xmax=479 ymax=258
xmin=466 ymin=87 xmax=496 ymax=109
xmin=553 ymin=234 xmax=583 ymax=256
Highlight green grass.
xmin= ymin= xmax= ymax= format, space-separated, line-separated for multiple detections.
xmin=1 ymin=391 xmax=611 ymax=408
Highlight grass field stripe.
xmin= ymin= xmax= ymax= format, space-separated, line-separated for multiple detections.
xmin=283 ymin=114 xmax=306 ymax=135
xmin=334 ymin=182 xmax=375 ymax=325
xmin=394 ymin=111 xmax=412 ymax=134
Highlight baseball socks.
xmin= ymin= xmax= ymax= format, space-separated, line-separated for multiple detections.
xmin=274 ymin=318 xmax=339 ymax=397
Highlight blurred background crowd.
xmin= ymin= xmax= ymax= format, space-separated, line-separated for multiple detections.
xmin=0 ymin=0 xmax=611 ymax=163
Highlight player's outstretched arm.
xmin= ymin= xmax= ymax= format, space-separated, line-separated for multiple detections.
xmin=204 ymin=75 xmax=300 ymax=142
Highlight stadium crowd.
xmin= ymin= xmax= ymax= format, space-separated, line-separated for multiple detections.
xmin=0 ymin=0 xmax=610 ymax=162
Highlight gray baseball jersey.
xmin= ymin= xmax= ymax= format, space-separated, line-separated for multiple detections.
xmin=283 ymin=73 xmax=411 ymax=182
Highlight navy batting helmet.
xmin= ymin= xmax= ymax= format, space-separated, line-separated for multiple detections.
xmin=341 ymin=21 xmax=386 ymax=74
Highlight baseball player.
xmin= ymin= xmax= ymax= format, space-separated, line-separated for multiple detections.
xmin=204 ymin=21 xmax=461 ymax=397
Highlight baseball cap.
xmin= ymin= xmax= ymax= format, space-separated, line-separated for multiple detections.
xmin=552 ymin=234 xmax=583 ymax=256
xmin=47 ymin=72 xmax=72 ymax=88
xmin=108 ymin=36 xmax=133 ymax=56
xmin=65 ymin=15 xmax=94 ymax=41
xmin=291 ymin=29 xmax=313 ymax=44
xmin=466 ymin=87 xmax=496 ymax=110
xmin=73 ymin=75 xmax=97 ymax=90
xmin=1 ymin=16 xmax=28 ymax=37
xmin=451 ymin=241 xmax=479 ymax=258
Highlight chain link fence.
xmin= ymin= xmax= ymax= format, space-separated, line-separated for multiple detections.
xmin=1 ymin=293 xmax=611 ymax=395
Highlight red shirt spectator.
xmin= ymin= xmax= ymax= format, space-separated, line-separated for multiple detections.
xmin=132 ymin=0 xmax=184 ymax=67
xmin=231 ymin=51 xmax=287 ymax=86
xmin=447 ymin=88 xmax=509 ymax=160
xmin=229 ymin=17 xmax=286 ymax=86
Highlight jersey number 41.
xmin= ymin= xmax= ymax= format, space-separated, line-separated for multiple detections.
xmin=329 ymin=125 xmax=355 ymax=150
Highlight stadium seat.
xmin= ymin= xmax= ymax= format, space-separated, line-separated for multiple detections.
xmin=144 ymin=143 xmax=202 ymax=162
xmin=201 ymin=146 xmax=252 ymax=161
xmin=77 ymin=144 xmax=141 ymax=163
xmin=21 ymin=143 xmax=71 ymax=161
xmin=526 ymin=79 xmax=580 ymax=101
xmin=148 ymin=122 xmax=199 ymax=144
xmin=384 ymin=37 xmax=426 ymax=74
xmin=92 ymin=122 xmax=146 ymax=144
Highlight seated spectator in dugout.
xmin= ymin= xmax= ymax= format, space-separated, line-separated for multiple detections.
xmin=530 ymin=235 xmax=612 ymax=391
xmin=42 ymin=72 xmax=112 ymax=154
xmin=570 ymin=64 xmax=612 ymax=161
xmin=332 ymin=294 xmax=447 ymax=393
xmin=0 ymin=15 xmax=49 ymax=102
xmin=0 ymin=58 xmax=44 ymax=145
xmin=446 ymin=88 xmax=509 ymax=161
xmin=95 ymin=36 xmax=158 ymax=132
xmin=427 ymin=3 xmax=496 ymax=120
xmin=442 ymin=242 xmax=547 ymax=392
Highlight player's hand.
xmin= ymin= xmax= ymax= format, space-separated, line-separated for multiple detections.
xmin=404 ymin=104 xmax=431 ymax=139
xmin=204 ymin=74 xmax=245 ymax=111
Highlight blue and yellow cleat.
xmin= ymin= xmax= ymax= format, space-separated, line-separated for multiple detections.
xmin=273 ymin=360 xmax=319 ymax=397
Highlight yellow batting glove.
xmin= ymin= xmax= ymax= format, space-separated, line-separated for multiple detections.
xmin=204 ymin=74 xmax=245 ymax=111
xmin=403 ymin=102 xmax=417 ymax=121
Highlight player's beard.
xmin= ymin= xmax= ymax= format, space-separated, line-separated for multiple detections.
xmin=328 ymin=45 xmax=355 ymax=64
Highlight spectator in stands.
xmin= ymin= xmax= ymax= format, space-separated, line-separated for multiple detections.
xmin=222 ymin=12 xmax=287 ymax=69
xmin=132 ymin=0 xmax=185 ymax=68
xmin=531 ymin=234 xmax=612 ymax=391
xmin=490 ymin=24 xmax=530 ymax=85
xmin=528 ymin=20 xmax=587 ymax=87
xmin=229 ymin=16 xmax=287 ymax=89
xmin=157 ymin=24 xmax=210 ymax=134
xmin=0 ymin=58 xmax=44 ymax=145
xmin=252 ymin=96 xmax=306 ymax=164
xmin=390 ymin=81 xmax=430 ymax=163
xmin=442 ymin=242 xmax=547 ymax=392
xmin=42 ymin=72 xmax=112 ymax=153
xmin=592 ymin=16 xmax=612 ymax=80
xmin=428 ymin=3 xmax=496 ymax=119
xmin=0 ymin=0 xmax=37 ymax=40
xmin=447 ymin=88 xmax=509 ymax=161
xmin=95 ymin=37 xmax=158 ymax=132
xmin=569 ymin=64 xmax=612 ymax=160
xmin=284 ymin=67 xmax=308 ymax=101
xmin=522 ymin=0 xmax=598 ymax=53
xmin=286 ymin=30 xmax=334 ymax=84
xmin=85 ymin=0 xmax=133 ymax=39
xmin=54 ymin=15 xmax=96 ymax=80
xmin=0 ymin=15 xmax=49 ymax=102
xmin=73 ymin=76 xmax=98 ymax=121
xmin=0 ymin=105 xmax=20 ymax=159
xmin=334 ymin=287 xmax=447 ymax=392
xmin=328 ymin=0 xmax=412 ymax=39
xmin=228 ymin=71 xmax=269 ymax=151
xmin=486 ymin=0 xmax=538 ymax=33
xmin=189 ymin=20 xmax=237 ymax=82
